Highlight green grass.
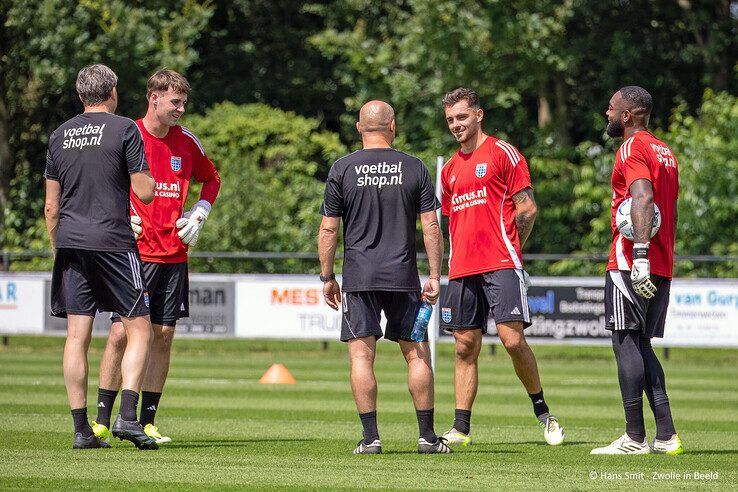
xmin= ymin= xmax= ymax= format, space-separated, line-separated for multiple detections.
xmin=1 ymin=337 xmax=737 ymax=491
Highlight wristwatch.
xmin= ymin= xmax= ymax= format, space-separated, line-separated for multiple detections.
xmin=319 ymin=273 xmax=336 ymax=282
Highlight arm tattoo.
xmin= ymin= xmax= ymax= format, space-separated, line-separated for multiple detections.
xmin=513 ymin=188 xmax=536 ymax=247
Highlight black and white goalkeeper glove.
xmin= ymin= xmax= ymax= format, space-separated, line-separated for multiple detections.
xmin=631 ymin=242 xmax=656 ymax=299
xmin=176 ymin=200 xmax=211 ymax=247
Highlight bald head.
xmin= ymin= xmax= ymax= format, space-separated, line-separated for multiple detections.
xmin=358 ymin=100 xmax=394 ymax=133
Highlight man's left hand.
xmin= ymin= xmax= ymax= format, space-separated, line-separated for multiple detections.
xmin=323 ymin=279 xmax=341 ymax=310
xmin=631 ymin=259 xmax=656 ymax=299
xmin=176 ymin=200 xmax=211 ymax=247
xmin=422 ymin=278 xmax=440 ymax=305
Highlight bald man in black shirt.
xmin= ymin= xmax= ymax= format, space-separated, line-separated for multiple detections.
xmin=45 ymin=64 xmax=157 ymax=450
xmin=319 ymin=100 xmax=450 ymax=454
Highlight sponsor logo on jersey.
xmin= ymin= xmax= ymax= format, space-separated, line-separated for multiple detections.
xmin=171 ymin=156 xmax=182 ymax=172
xmin=451 ymin=187 xmax=487 ymax=212
xmin=441 ymin=308 xmax=452 ymax=323
xmin=62 ymin=123 xmax=106 ymax=149
xmin=650 ymin=143 xmax=676 ymax=168
xmin=355 ymin=161 xmax=403 ymax=189
xmin=475 ymin=163 xmax=487 ymax=177
xmin=154 ymin=181 xmax=181 ymax=199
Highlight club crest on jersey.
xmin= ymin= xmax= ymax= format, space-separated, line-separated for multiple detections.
xmin=475 ymin=163 xmax=487 ymax=178
xmin=441 ymin=308 xmax=452 ymax=324
xmin=170 ymin=156 xmax=182 ymax=172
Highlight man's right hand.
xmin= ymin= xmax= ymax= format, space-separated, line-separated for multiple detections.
xmin=422 ymin=278 xmax=441 ymax=305
xmin=323 ymin=279 xmax=341 ymax=310
xmin=131 ymin=215 xmax=143 ymax=240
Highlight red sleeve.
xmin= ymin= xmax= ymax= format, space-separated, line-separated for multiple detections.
xmin=622 ymin=140 xmax=651 ymax=191
xmin=192 ymin=148 xmax=221 ymax=205
xmin=441 ymin=159 xmax=452 ymax=216
xmin=498 ymin=142 xmax=531 ymax=196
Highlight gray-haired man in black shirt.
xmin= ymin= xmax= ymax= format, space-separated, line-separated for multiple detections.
xmin=318 ymin=100 xmax=450 ymax=454
xmin=44 ymin=64 xmax=157 ymax=449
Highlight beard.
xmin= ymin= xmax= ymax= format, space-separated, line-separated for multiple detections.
xmin=606 ymin=120 xmax=624 ymax=137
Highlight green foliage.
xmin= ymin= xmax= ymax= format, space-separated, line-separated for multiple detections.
xmin=666 ymin=90 xmax=738 ymax=277
xmin=182 ymin=103 xmax=346 ymax=272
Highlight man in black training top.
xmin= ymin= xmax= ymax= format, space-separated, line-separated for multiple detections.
xmin=318 ymin=100 xmax=450 ymax=454
xmin=44 ymin=64 xmax=158 ymax=450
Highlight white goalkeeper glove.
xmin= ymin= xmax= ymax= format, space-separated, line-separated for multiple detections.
xmin=176 ymin=199 xmax=211 ymax=247
xmin=631 ymin=243 xmax=656 ymax=299
xmin=130 ymin=215 xmax=143 ymax=241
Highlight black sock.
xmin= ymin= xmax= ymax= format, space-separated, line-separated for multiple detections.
xmin=359 ymin=411 xmax=379 ymax=445
xmin=624 ymin=397 xmax=646 ymax=442
xmin=654 ymin=403 xmax=676 ymax=441
xmin=119 ymin=390 xmax=139 ymax=422
xmin=139 ymin=391 xmax=162 ymax=427
xmin=416 ymin=408 xmax=437 ymax=443
xmin=71 ymin=408 xmax=93 ymax=437
xmin=96 ymin=388 xmax=118 ymax=428
xmin=529 ymin=390 xmax=550 ymax=420
xmin=453 ymin=408 xmax=472 ymax=435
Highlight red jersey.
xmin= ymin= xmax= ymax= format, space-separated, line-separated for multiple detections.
xmin=132 ymin=121 xmax=221 ymax=263
xmin=608 ymin=130 xmax=678 ymax=278
xmin=442 ymin=135 xmax=532 ymax=280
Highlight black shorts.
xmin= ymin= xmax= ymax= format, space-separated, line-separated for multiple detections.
xmin=440 ymin=269 xmax=531 ymax=333
xmin=51 ymin=248 xmax=149 ymax=319
xmin=605 ymin=270 xmax=671 ymax=338
xmin=112 ymin=261 xmax=189 ymax=326
xmin=340 ymin=291 xmax=422 ymax=343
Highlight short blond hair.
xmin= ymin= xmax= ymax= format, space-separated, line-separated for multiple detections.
xmin=146 ymin=69 xmax=190 ymax=100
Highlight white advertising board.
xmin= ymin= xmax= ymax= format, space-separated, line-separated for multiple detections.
xmin=0 ymin=275 xmax=45 ymax=334
xmin=655 ymin=279 xmax=738 ymax=348
xmin=235 ymin=275 xmax=343 ymax=339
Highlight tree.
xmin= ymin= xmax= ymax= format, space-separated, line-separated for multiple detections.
xmin=182 ymin=102 xmax=347 ymax=272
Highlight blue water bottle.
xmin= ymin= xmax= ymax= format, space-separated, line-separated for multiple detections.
xmin=411 ymin=301 xmax=433 ymax=342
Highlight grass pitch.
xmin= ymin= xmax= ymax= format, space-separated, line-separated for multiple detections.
xmin=1 ymin=336 xmax=736 ymax=490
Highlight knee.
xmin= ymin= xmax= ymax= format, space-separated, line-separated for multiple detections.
xmin=455 ymin=338 xmax=478 ymax=363
xmin=501 ymin=334 xmax=526 ymax=355
xmin=108 ymin=323 xmax=128 ymax=350
xmin=153 ymin=326 xmax=175 ymax=351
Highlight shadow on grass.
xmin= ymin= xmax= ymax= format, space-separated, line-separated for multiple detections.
xmin=165 ymin=438 xmax=316 ymax=449
xmin=381 ymin=448 xmax=522 ymax=455
xmin=684 ymin=449 xmax=738 ymax=455
xmin=495 ymin=440 xmax=597 ymax=446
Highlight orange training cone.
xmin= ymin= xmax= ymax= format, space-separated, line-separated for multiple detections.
xmin=259 ymin=363 xmax=296 ymax=384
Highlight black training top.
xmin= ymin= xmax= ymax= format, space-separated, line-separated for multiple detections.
xmin=320 ymin=148 xmax=440 ymax=292
xmin=44 ymin=112 xmax=149 ymax=251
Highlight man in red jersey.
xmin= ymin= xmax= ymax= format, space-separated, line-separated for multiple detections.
xmin=438 ymin=88 xmax=564 ymax=447
xmin=91 ymin=70 xmax=221 ymax=445
xmin=591 ymin=86 xmax=682 ymax=455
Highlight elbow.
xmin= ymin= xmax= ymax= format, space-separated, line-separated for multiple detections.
xmin=632 ymin=192 xmax=653 ymax=210
xmin=44 ymin=203 xmax=59 ymax=222
xmin=319 ymin=226 xmax=338 ymax=239
xmin=516 ymin=203 xmax=537 ymax=222
xmin=139 ymin=178 xmax=156 ymax=205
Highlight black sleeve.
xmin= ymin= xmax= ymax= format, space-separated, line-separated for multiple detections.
xmin=44 ymin=146 xmax=59 ymax=180
xmin=123 ymin=123 xmax=149 ymax=174
xmin=418 ymin=160 xmax=440 ymax=213
xmin=320 ymin=163 xmax=343 ymax=217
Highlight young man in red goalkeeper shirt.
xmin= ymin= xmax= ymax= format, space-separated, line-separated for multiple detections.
xmin=438 ymin=88 xmax=564 ymax=448
xmin=92 ymin=70 xmax=221 ymax=444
